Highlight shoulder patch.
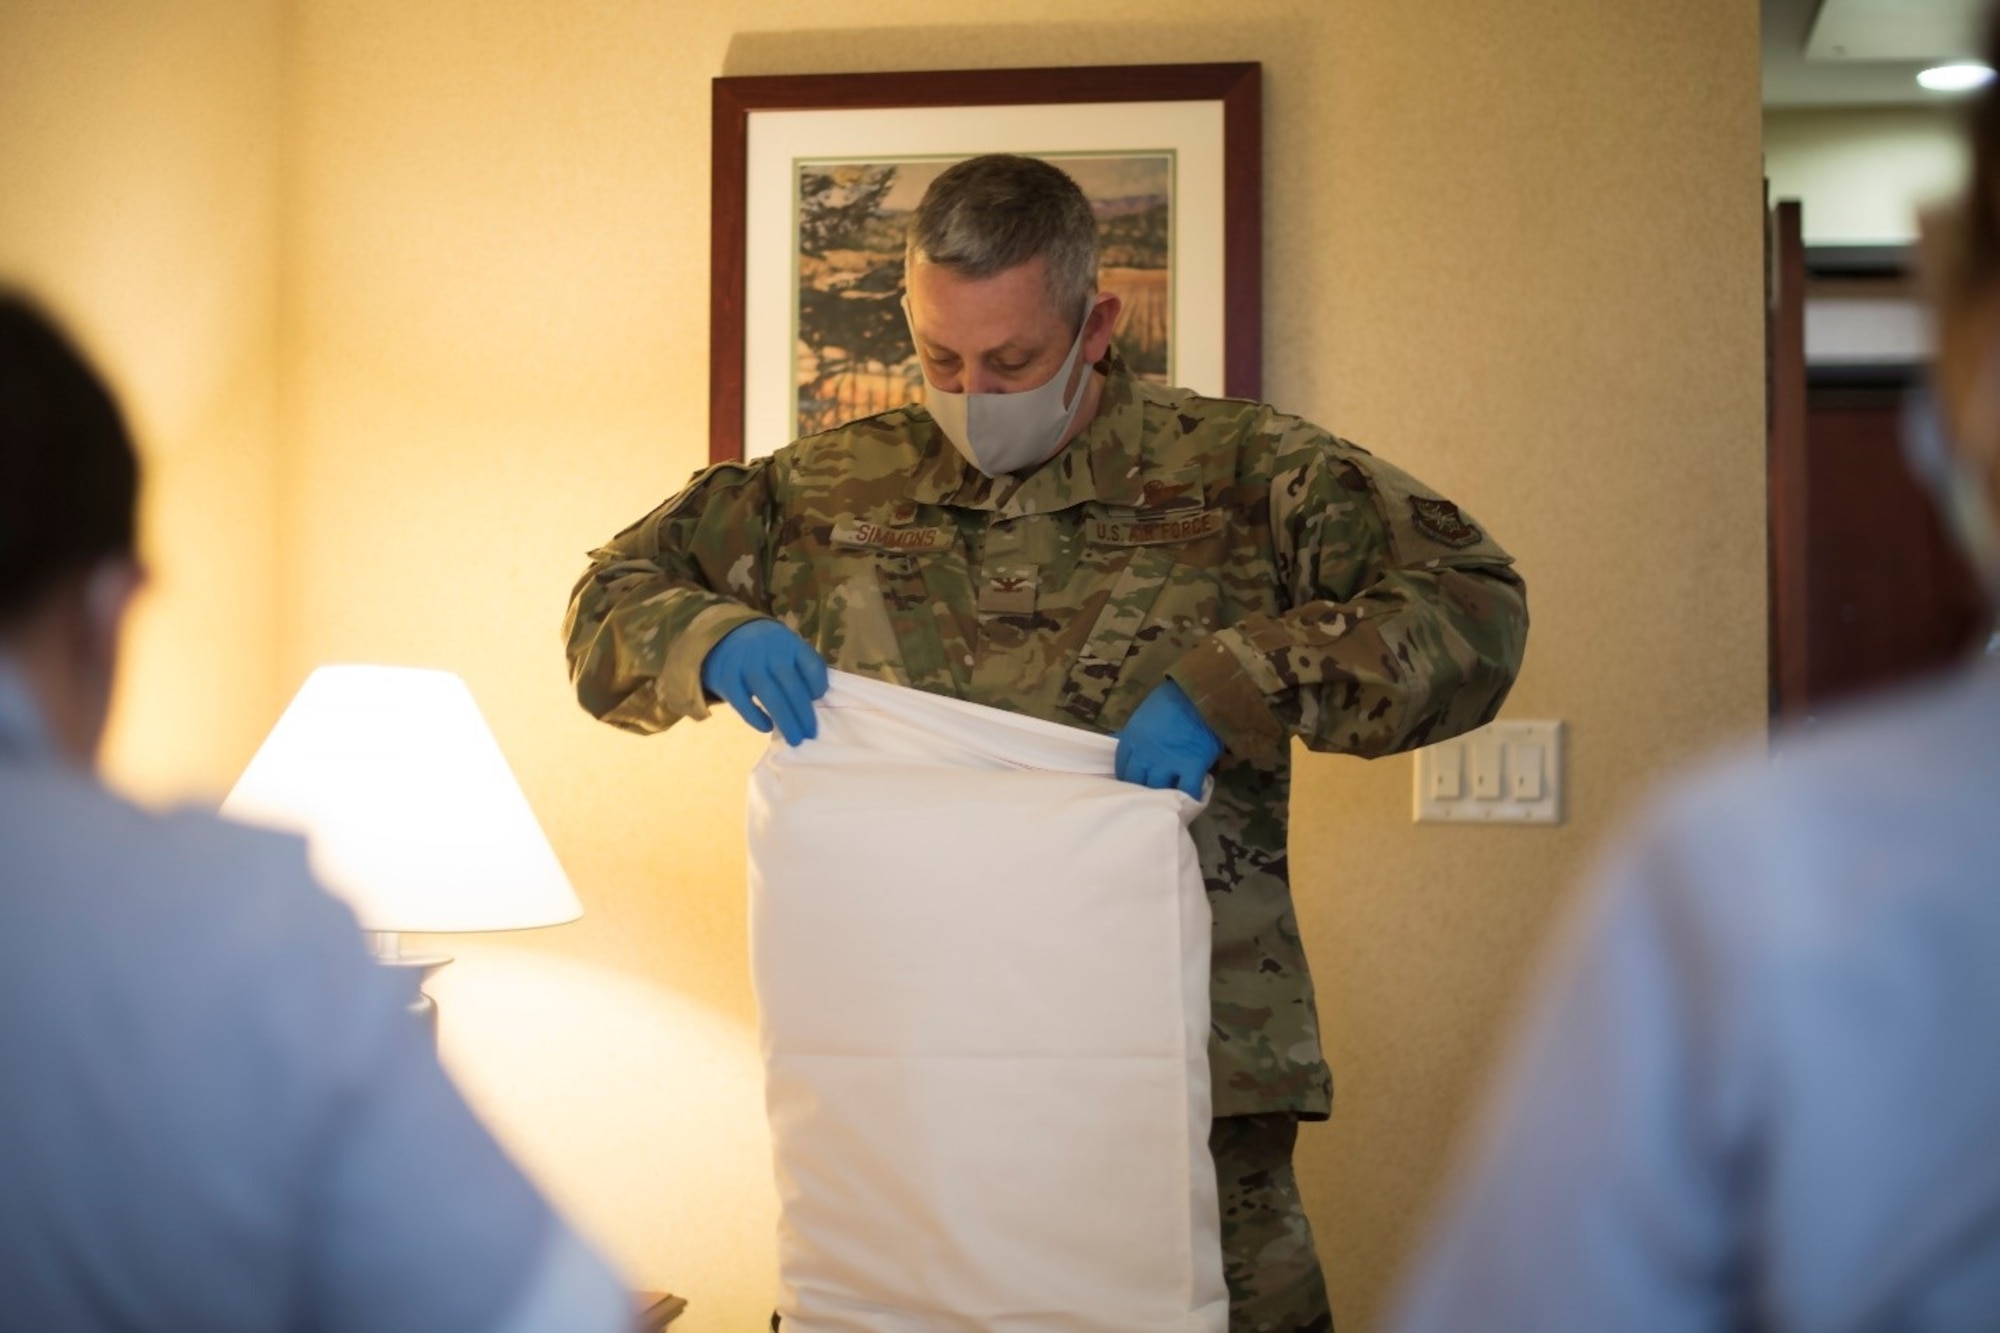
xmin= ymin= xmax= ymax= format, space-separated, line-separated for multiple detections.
xmin=1408 ymin=495 xmax=1482 ymax=548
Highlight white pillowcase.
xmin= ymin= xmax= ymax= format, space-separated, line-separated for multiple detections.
xmin=749 ymin=671 xmax=1226 ymax=1333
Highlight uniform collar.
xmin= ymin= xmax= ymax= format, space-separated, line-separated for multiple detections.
xmin=0 ymin=652 xmax=57 ymax=766
xmin=905 ymin=346 xmax=1152 ymax=516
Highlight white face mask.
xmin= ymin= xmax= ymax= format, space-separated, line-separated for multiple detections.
xmin=905 ymin=301 xmax=1095 ymax=477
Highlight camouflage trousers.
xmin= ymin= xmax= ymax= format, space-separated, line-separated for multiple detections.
xmin=772 ymin=1112 xmax=1332 ymax=1331
xmin=1214 ymin=1112 xmax=1335 ymax=1333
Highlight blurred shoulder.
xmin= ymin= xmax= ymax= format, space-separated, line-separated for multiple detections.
xmin=1618 ymin=663 xmax=2000 ymax=942
xmin=0 ymin=763 xmax=360 ymax=962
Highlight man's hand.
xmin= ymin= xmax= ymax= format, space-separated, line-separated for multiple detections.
xmin=1114 ymin=678 xmax=1223 ymax=799
xmin=700 ymin=620 xmax=828 ymax=746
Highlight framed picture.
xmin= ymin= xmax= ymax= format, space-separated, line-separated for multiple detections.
xmin=709 ymin=63 xmax=1261 ymax=462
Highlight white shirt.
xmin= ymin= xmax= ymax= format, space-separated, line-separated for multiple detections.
xmin=1392 ymin=663 xmax=2000 ymax=1333
xmin=0 ymin=657 xmax=627 ymax=1332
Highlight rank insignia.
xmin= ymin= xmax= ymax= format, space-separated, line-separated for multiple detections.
xmin=977 ymin=566 xmax=1039 ymax=615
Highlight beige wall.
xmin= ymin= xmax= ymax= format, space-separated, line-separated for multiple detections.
xmin=9 ymin=1 xmax=1767 ymax=1329
xmin=0 ymin=0 xmax=285 ymax=802
xmin=286 ymin=2 xmax=1766 ymax=1326
xmin=1765 ymin=105 xmax=1969 ymax=244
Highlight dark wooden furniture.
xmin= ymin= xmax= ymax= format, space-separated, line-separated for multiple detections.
xmin=636 ymin=1291 xmax=687 ymax=1329
xmin=1766 ymin=202 xmax=1985 ymax=724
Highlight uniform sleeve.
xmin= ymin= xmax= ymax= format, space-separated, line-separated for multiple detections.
xmin=1166 ymin=428 xmax=1528 ymax=764
xmin=562 ymin=459 xmax=783 ymax=735
xmin=1386 ymin=794 xmax=1761 ymax=1333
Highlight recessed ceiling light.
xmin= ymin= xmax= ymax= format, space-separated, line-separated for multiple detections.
xmin=1918 ymin=63 xmax=1996 ymax=93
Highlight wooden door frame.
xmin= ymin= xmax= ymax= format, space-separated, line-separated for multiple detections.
xmin=1768 ymin=199 xmax=1810 ymax=724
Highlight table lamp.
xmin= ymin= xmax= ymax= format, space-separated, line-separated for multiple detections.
xmin=220 ymin=665 xmax=582 ymax=1039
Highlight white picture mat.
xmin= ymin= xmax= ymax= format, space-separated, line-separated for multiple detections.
xmin=743 ymin=100 xmax=1227 ymax=461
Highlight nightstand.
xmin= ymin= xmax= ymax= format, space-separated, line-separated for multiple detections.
xmin=636 ymin=1291 xmax=687 ymax=1329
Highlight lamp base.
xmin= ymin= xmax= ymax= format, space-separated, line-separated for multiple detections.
xmin=368 ymin=931 xmax=453 ymax=1047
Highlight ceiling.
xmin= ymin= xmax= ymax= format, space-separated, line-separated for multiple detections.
xmin=1764 ymin=0 xmax=1988 ymax=107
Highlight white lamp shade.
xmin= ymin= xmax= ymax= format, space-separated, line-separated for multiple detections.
xmin=221 ymin=665 xmax=583 ymax=934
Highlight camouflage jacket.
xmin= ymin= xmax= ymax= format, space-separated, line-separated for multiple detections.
xmin=565 ymin=352 xmax=1528 ymax=1118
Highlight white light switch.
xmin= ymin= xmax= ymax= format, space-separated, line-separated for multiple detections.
xmin=1430 ymin=742 xmax=1463 ymax=800
xmin=1469 ymin=742 xmax=1503 ymax=799
xmin=1413 ymin=721 xmax=1564 ymax=825
xmin=1511 ymin=744 xmax=1545 ymax=800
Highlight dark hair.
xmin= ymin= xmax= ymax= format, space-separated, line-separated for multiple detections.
xmin=0 ymin=294 xmax=138 ymax=624
xmin=906 ymin=155 xmax=1099 ymax=324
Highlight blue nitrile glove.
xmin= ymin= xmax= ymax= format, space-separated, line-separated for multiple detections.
xmin=700 ymin=620 xmax=829 ymax=746
xmin=1114 ymin=677 xmax=1223 ymax=799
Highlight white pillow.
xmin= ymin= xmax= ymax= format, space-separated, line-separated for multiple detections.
xmin=749 ymin=671 xmax=1226 ymax=1333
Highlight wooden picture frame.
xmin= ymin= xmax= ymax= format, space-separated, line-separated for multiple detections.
xmin=708 ymin=62 xmax=1262 ymax=463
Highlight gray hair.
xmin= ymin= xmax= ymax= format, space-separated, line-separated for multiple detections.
xmin=906 ymin=155 xmax=1099 ymax=326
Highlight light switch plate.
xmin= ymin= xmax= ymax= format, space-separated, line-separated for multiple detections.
xmin=1413 ymin=721 xmax=1564 ymax=824
xmin=1429 ymin=740 xmax=1463 ymax=800
xmin=1469 ymin=740 xmax=1503 ymax=799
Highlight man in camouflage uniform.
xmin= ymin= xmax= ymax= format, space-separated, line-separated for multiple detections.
xmin=565 ymin=155 xmax=1527 ymax=1330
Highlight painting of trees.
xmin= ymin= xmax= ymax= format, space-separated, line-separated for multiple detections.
xmin=793 ymin=154 xmax=1173 ymax=439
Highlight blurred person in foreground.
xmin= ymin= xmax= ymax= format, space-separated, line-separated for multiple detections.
xmin=1389 ymin=24 xmax=2000 ymax=1331
xmin=0 ymin=292 xmax=630 ymax=1333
